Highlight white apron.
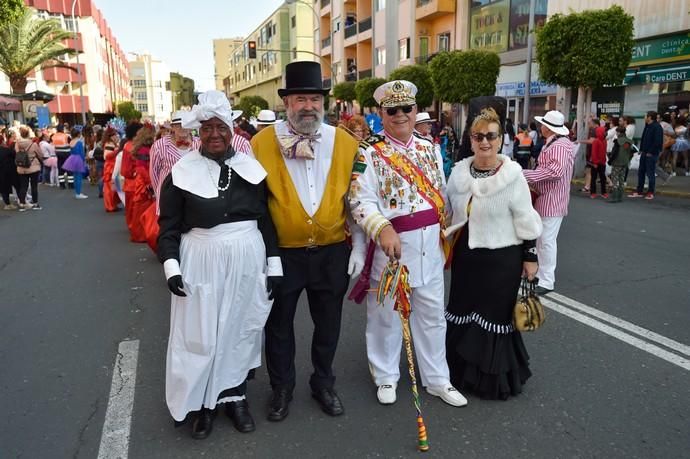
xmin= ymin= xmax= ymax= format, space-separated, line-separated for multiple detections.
xmin=165 ymin=221 xmax=272 ymax=421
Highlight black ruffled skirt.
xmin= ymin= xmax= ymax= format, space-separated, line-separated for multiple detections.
xmin=445 ymin=226 xmax=531 ymax=400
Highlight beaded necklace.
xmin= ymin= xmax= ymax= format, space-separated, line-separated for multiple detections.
xmin=205 ymin=157 xmax=232 ymax=191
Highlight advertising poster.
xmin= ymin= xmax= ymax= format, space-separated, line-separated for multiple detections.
xmin=470 ymin=0 xmax=510 ymax=54
xmin=508 ymin=0 xmax=548 ymax=51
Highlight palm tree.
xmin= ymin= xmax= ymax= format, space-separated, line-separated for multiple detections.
xmin=0 ymin=7 xmax=77 ymax=94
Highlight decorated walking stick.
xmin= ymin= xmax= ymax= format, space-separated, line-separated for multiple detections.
xmin=377 ymin=261 xmax=430 ymax=452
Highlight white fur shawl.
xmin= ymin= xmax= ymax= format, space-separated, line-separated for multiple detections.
xmin=445 ymin=154 xmax=542 ymax=249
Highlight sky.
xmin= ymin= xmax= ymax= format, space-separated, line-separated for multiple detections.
xmin=96 ymin=0 xmax=285 ymax=91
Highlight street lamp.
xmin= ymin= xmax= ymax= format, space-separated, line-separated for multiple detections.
xmin=70 ymin=0 xmax=87 ymax=126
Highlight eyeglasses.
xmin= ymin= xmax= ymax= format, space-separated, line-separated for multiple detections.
xmin=470 ymin=132 xmax=500 ymax=142
xmin=386 ymin=105 xmax=414 ymax=116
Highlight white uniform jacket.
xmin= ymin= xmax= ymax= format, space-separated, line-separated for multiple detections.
xmin=349 ymin=132 xmax=446 ymax=288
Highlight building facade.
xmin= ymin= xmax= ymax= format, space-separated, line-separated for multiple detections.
xmin=128 ymin=53 xmax=173 ymax=124
xmin=213 ymin=38 xmax=244 ymax=92
xmin=222 ymin=2 xmax=316 ymax=113
xmin=0 ymin=0 xmax=130 ymax=125
xmin=170 ymin=72 xmax=195 ymax=111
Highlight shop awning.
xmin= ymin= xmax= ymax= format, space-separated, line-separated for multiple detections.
xmin=625 ymin=63 xmax=690 ymax=85
xmin=0 ymin=95 xmax=21 ymax=112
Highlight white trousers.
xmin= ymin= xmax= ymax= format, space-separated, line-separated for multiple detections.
xmin=365 ymin=274 xmax=449 ymax=388
xmin=537 ymin=216 xmax=564 ymax=290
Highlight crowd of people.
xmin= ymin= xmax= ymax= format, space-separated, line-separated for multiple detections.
xmin=1 ymin=61 xmax=584 ymax=442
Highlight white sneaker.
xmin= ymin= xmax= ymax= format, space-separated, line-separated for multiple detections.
xmin=426 ymin=384 xmax=468 ymax=407
xmin=75 ymin=194 xmax=89 ymax=199
xmin=376 ymin=383 xmax=397 ymax=405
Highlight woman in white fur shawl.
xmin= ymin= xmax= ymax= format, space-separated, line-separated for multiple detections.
xmin=444 ymin=108 xmax=543 ymax=400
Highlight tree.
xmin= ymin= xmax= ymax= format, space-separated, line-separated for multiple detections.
xmin=236 ymin=95 xmax=269 ymax=118
xmin=0 ymin=0 xmax=24 ymax=27
xmin=0 ymin=8 xmax=78 ymax=94
xmin=536 ymin=5 xmax=634 ymax=175
xmin=428 ymin=50 xmax=500 ymax=105
xmin=389 ymin=64 xmax=435 ymax=110
xmin=333 ymin=82 xmax=357 ymax=103
xmin=355 ymin=77 xmax=386 ymax=110
xmin=116 ymin=101 xmax=142 ymax=122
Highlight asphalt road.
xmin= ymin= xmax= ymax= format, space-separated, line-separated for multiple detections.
xmin=1 ymin=184 xmax=688 ymax=459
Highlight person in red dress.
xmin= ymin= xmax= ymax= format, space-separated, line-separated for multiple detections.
xmin=125 ymin=124 xmax=155 ymax=242
xmin=102 ymin=127 xmax=122 ymax=212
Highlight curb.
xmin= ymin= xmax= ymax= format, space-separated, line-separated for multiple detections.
xmin=571 ymin=178 xmax=690 ymax=199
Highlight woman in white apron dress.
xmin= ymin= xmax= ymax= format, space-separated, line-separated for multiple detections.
xmin=158 ymin=91 xmax=282 ymax=439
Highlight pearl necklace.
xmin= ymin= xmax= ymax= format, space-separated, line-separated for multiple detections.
xmin=206 ymin=157 xmax=232 ymax=191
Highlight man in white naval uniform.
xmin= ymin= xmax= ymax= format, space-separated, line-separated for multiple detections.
xmin=348 ymin=80 xmax=467 ymax=407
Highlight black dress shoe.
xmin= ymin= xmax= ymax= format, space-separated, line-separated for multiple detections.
xmin=226 ymin=400 xmax=256 ymax=433
xmin=267 ymin=389 xmax=292 ymax=422
xmin=535 ymin=286 xmax=553 ymax=295
xmin=191 ymin=408 xmax=215 ymax=439
xmin=311 ymin=388 xmax=344 ymax=416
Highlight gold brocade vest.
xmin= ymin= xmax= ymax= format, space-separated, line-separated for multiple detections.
xmin=251 ymin=125 xmax=358 ymax=248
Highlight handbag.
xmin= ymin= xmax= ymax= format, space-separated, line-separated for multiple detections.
xmin=513 ymin=278 xmax=545 ymax=332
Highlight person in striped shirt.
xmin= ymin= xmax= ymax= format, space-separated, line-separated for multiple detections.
xmin=523 ymin=110 xmax=576 ymax=295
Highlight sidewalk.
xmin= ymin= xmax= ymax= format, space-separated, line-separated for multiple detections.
xmin=572 ymin=173 xmax=690 ymax=198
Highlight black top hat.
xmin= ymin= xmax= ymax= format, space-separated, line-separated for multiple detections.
xmin=278 ymin=61 xmax=330 ymax=97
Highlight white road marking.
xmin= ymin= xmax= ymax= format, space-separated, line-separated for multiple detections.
xmin=547 ymin=292 xmax=690 ymax=358
xmin=97 ymin=339 xmax=140 ymax=459
xmin=541 ymin=298 xmax=690 ymax=372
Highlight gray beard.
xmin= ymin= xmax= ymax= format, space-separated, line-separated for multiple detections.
xmin=287 ymin=111 xmax=323 ymax=135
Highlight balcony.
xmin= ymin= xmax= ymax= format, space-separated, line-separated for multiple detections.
xmin=320 ymin=0 xmax=330 ymax=7
xmin=344 ymin=23 xmax=357 ymax=39
xmin=42 ymin=64 xmax=86 ymax=83
xmin=63 ymin=32 xmax=83 ymax=52
xmin=321 ymin=36 xmax=331 ymax=48
xmin=345 ymin=73 xmax=357 ymax=82
xmin=47 ymin=94 xmax=90 ymax=114
xmin=415 ymin=55 xmax=430 ymax=65
xmin=416 ymin=0 xmax=455 ymax=21
xmin=358 ymin=17 xmax=372 ymax=33
xmin=358 ymin=69 xmax=372 ymax=79
xmin=322 ymin=78 xmax=332 ymax=88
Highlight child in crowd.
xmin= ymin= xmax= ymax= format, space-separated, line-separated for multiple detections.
xmin=590 ymin=126 xmax=608 ymax=198
xmin=607 ymin=126 xmax=633 ymax=203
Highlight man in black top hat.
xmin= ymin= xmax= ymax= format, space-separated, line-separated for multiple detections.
xmin=251 ymin=61 xmax=363 ymax=421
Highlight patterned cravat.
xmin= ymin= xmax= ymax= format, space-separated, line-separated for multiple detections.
xmin=277 ymin=126 xmax=321 ymax=160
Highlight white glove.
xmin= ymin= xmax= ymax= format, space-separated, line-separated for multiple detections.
xmin=347 ymin=246 xmax=366 ymax=278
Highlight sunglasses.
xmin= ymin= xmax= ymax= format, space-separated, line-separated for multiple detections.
xmin=470 ymin=132 xmax=500 ymax=142
xmin=386 ymin=105 xmax=415 ymax=116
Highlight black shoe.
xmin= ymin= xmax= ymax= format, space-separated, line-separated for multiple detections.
xmin=267 ymin=389 xmax=292 ymax=422
xmin=226 ymin=400 xmax=255 ymax=433
xmin=311 ymin=388 xmax=344 ymax=416
xmin=191 ymin=408 xmax=214 ymax=439
xmin=534 ymin=286 xmax=553 ymax=295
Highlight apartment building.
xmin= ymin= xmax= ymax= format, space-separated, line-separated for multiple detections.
xmin=223 ymin=1 xmax=316 ymax=112
xmin=0 ymin=0 xmax=130 ymax=124
xmin=213 ymin=38 xmax=244 ymax=92
xmin=128 ymin=53 xmax=173 ymax=124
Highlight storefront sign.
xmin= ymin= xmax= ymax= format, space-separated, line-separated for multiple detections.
xmin=470 ymin=0 xmax=510 ymax=54
xmin=624 ymin=64 xmax=690 ymax=85
xmin=597 ymin=102 xmax=622 ymax=118
xmin=496 ymin=80 xmax=557 ymax=97
xmin=631 ymin=32 xmax=690 ymax=66
xmin=508 ymin=0 xmax=547 ymax=51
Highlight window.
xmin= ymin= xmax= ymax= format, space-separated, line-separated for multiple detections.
xmin=157 ymin=105 xmax=164 ymax=112
xmin=292 ymin=47 xmax=297 ymax=59
xmin=136 ymin=103 xmax=148 ymax=112
xmin=375 ymin=47 xmax=386 ymax=66
xmin=135 ymin=92 xmax=146 ymax=101
xmin=399 ymin=38 xmax=410 ymax=61
xmin=333 ymin=17 xmax=341 ymax=32
xmin=375 ymin=0 xmax=386 ymax=11
xmin=438 ymin=32 xmax=451 ymax=52
xmin=291 ymin=16 xmax=296 ymax=28
xmin=131 ymin=80 xmax=146 ymax=88
xmin=64 ymin=16 xmax=77 ymax=32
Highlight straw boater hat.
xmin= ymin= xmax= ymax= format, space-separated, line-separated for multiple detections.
xmin=534 ymin=110 xmax=569 ymax=136
xmin=373 ymin=80 xmax=417 ymax=108
xmin=415 ymin=112 xmax=435 ymax=125
xmin=256 ymin=110 xmax=277 ymax=125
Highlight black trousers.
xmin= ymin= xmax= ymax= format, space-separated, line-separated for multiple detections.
xmin=590 ymin=164 xmax=607 ymax=195
xmin=0 ymin=174 xmax=20 ymax=205
xmin=18 ymin=172 xmax=40 ymax=204
xmin=265 ymin=241 xmax=350 ymax=393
